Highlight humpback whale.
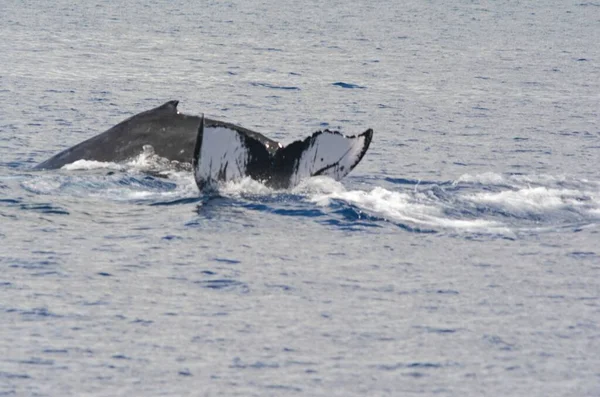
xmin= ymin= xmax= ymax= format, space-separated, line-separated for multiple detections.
xmin=35 ymin=101 xmax=373 ymax=190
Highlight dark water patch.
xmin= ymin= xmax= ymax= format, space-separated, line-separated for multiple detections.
xmin=162 ymin=235 xmax=182 ymax=241
xmin=394 ymin=222 xmax=438 ymax=234
xmin=42 ymin=349 xmax=69 ymax=354
xmin=112 ymin=354 xmax=131 ymax=360
xmin=384 ymin=177 xmax=451 ymax=187
xmin=408 ymin=362 xmax=443 ymax=369
xmin=253 ymin=47 xmax=283 ymax=52
xmin=332 ymin=82 xmax=366 ymax=89
xmin=195 ymin=279 xmax=249 ymax=293
xmin=0 ymin=212 xmax=16 ymax=220
xmin=568 ymin=251 xmax=596 ymax=259
xmin=213 ymin=258 xmax=241 ymax=264
xmin=250 ymin=82 xmax=300 ymax=90
xmin=4 ymin=256 xmax=60 ymax=270
xmin=232 ymin=196 xmax=327 ymax=219
xmin=430 ymin=289 xmax=459 ymax=295
xmin=19 ymin=357 xmax=54 ymax=366
xmin=265 ymin=384 xmax=303 ymax=392
xmin=513 ymin=149 xmax=551 ymax=154
xmin=19 ymin=202 xmax=69 ymax=215
xmin=81 ymin=300 xmax=109 ymax=306
xmin=8 ymin=258 xmax=58 ymax=268
xmin=150 ymin=196 xmax=203 ymax=206
xmin=104 ymin=234 xmax=145 ymax=240
xmin=320 ymin=218 xmax=378 ymax=232
xmin=54 ymin=119 xmax=72 ymax=127
xmin=0 ymin=371 xmax=30 ymax=379
xmin=131 ymin=319 xmax=153 ymax=325
xmin=4 ymin=160 xmax=31 ymax=169
xmin=376 ymin=361 xmax=448 ymax=371
xmin=20 ymin=307 xmax=62 ymax=318
xmin=265 ymin=283 xmax=293 ymax=291
xmin=44 ymin=89 xmax=76 ymax=94
xmin=31 ymin=270 xmax=62 ymax=277
xmin=118 ymin=175 xmax=177 ymax=190
xmin=483 ymin=335 xmax=516 ymax=351
xmin=231 ymin=357 xmax=279 ymax=369
xmin=30 ymin=250 xmax=56 ymax=255
xmin=404 ymin=371 xmax=427 ymax=378
xmin=330 ymin=204 xmax=383 ymax=226
xmin=414 ymin=325 xmax=457 ymax=334
xmin=272 ymin=208 xmax=323 ymax=217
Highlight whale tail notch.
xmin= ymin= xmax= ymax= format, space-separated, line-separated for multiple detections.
xmin=193 ymin=118 xmax=373 ymax=192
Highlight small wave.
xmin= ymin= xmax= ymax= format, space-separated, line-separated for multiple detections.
xmin=250 ymin=82 xmax=300 ymax=90
xmin=332 ymin=82 xmax=366 ymax=89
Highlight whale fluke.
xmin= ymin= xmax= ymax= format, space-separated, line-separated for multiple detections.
xmin=193 ymin=116 xmax=373 ymax=191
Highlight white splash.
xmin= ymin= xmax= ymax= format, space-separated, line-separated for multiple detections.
xmin=292 ymin=176 xmax=347 ymax=195
xmin=59 ymin=145 xmax=191 ymax=175
xmin=455 ymin=172 xmax=506 ymax=185
xmin=464 ymin=187 xmax=594 ymax=215
xmin=310 ymin=185 xmax=507 ymax=232
xmin=219 ymin=177 xmax=274 ymax=197
xmin=61 ymin=160 xmax=125 ymax=171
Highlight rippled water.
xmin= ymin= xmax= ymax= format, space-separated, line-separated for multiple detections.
xmin=1 ymin=1 xmax=599 ymax=396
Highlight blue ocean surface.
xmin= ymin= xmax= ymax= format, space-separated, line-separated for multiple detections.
xmin=1 ymin=0 xmax=599 ymax=396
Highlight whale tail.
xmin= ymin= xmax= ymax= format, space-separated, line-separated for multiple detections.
xmin=193 ymin=116 xmax=373 ymax=191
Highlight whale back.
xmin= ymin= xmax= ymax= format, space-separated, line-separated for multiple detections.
xmin=33 ymin=101 xmax=279 ymax=170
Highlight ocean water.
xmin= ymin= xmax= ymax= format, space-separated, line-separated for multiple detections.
xmin=1 ymin=0 xmax=599 ymax=396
